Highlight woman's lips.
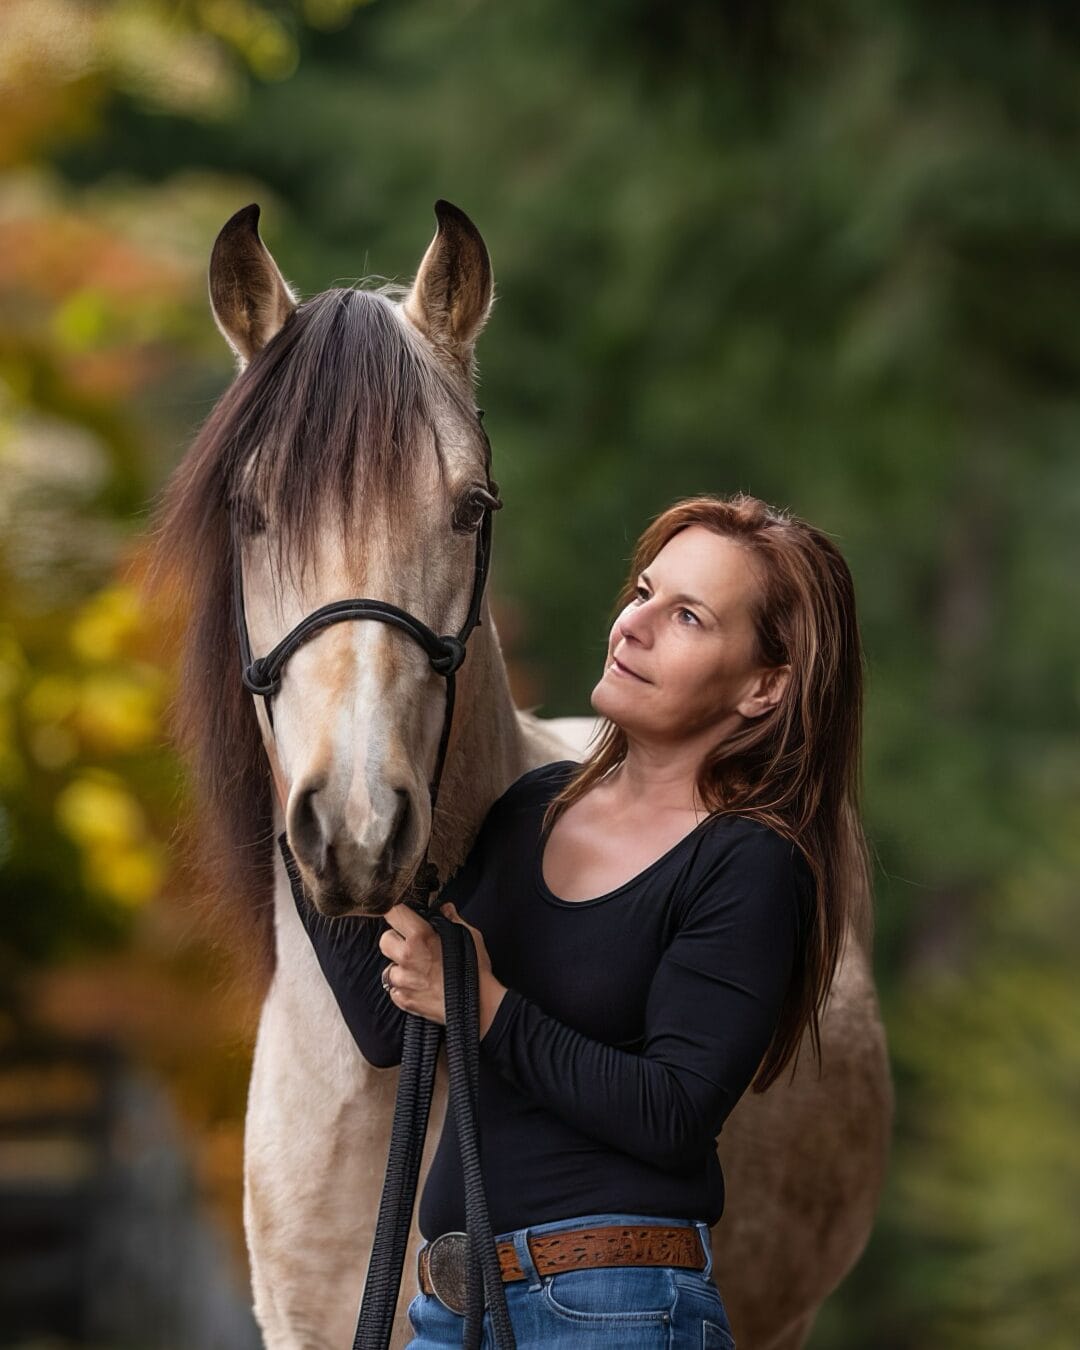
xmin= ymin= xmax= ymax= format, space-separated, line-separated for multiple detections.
xmin=610 ymin=655 xmax=648 ymax=682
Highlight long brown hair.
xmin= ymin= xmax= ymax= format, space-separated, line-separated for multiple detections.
xmin=541 ymin=491 xmax=874 ymax=1092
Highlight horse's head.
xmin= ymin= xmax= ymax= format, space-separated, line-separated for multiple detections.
xmin=157 ymin=201 xmax=499 ymax=922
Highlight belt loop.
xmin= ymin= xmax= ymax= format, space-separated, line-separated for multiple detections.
xmin=512 ymin=1227 xmax=543 ymax=1291
xmin=694 ymin=1221 xmax=715 ymax=1280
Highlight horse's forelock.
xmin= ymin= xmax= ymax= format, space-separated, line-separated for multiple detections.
xmin=148 ymin=284 xmax=469 ymax=977
xmin=225 ymin=287 xmax=464 ymax=570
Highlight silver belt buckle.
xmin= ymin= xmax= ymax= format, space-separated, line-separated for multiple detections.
xmin=425 ymin=1231 xmax=471 ymax=1316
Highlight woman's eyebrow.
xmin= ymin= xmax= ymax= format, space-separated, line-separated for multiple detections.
xmin=639 ymin=570 xmax=720 ymax=622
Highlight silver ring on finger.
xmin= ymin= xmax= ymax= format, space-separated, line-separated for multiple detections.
xmin=381 ymin=963 xmax=394 ymax=995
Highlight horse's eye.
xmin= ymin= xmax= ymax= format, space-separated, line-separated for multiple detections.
xmin=452 ymin=486 xmax=500 ymax=533
xmin=452 ymin=494 xmax=486 ymax=534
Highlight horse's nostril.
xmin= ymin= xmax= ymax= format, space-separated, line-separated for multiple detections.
xmin=390 ymin=789 xmax=410 ymax=864
xmin=289 ymin=781 xmax=328 ymax=875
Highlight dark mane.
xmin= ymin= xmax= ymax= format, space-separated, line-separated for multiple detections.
xmin=144 ymin=287 xmax=470 ymax=979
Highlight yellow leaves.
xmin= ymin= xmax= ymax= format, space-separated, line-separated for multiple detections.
xmin=99 ymin=1 xmax=238 ymax=117
xmin=4 ymin=579 xmax=170 ymax=905
xmin=14 ymin=586 xmax=164 ymax=767
xmin=52 ymin=289 xmax=112 ymax=353
xmin=27 ymin=723 xmax=78 ymax=772
xmin=0 ymin=628 xmax=28 ymax=789
xmin=85 ymin=843 xmax=164 ymax=909
xmin=24 ymin=669 xmax=82 ymax=769
xmin=0 ymin=706 xmax=24 ymax=791
xmin=24 ymin=674 xmax=79 ymax=723
xmin=301 ymin=0 xmax=366 ymax=32
xmin=0 ymin=627 xmax=28 ymax=701
xmin=2 ymin=580 xmax=169 ymax=908
xmin=69 ymin=583 xmax=142 ymax=663
xmin=196 ymin=0 xmax=298 ymax=81
xmin=0 ymin=1 xmax=99 ymax=170
xmin=75 ymin=671 xmax=162 ymax=752
xmin=68 ymin=582 xmax=164 ymax=752
xmin=56 ymin=771 xmax=143 ymax=848
xmin=0 ymin=0 xmax=239 ymax=166
xmin=54 ymin=768 xmax=163 ymax=908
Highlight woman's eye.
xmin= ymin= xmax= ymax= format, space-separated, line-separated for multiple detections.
xmin=633 ymin=587 xmax=698 ymax=625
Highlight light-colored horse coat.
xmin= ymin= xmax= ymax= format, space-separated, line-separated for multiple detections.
xmin=167 ymin=201 xmax=892 ymax=1349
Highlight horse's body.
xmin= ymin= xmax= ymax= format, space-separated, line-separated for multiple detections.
xmin=153 ymin=202 xmax=892 ymax=1350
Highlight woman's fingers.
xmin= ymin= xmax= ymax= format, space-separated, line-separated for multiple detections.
xmin=439 ymin=902 xmax=493 ymax=977
xmin=383 ymin=961 xmax=422 ymax=992
xmin=377 ymin=906 xmax=435 ymax=961
xmin=376 ymin=904 xmax=459 ymax=1026
xmin=377 ymin=908 xmax=443 ymax=981
xmin=383 ymin=903 xmax=428 ymax=937
xmin=378 ymin=927 xmax=405 ymax=961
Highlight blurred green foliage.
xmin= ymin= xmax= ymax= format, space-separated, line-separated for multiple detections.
xmin=0 ymin=1 xmax=1077 ymax=1345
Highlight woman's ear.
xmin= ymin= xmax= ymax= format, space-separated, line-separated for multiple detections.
xmin=738 ymin=664 xmax=791 ymax=720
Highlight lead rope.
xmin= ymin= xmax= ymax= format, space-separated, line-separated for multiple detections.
xmin=349 ymin=655 xmax=514 ymax=1349
xmin=349 ymin=894 xmax=515 ymax=1345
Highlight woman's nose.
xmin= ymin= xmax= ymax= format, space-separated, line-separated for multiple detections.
xmin=617 ymin=600 xmax=652 ymax=645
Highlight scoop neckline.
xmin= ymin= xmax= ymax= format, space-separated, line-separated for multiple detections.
xmin=534 ymin=810 xmax=718 ymax=908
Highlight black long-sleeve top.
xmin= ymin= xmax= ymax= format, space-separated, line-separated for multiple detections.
xmin=285 ymin=760 xmax=813 ymax=1238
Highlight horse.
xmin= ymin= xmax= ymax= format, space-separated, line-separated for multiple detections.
xmin=146 ymin=199 xmax=893 ymax=1349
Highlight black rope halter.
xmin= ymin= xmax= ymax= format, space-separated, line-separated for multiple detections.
xmin=231 ymin=410 xmax=517 ymax=1349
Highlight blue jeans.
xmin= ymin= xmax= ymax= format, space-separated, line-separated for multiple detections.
xmin=406 ymin=1212 xmax=736 ymax=1348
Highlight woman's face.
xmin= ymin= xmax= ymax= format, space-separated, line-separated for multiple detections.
xmin=590 ymin=525 xmax=789 ymax=747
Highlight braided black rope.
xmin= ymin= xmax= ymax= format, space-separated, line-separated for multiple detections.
xmin=441 ymin=918 xmax=515 ymax=1349
xmin=350 ymin=1011 xmax=440 ymax=1349
xmin=352 ymin=912 xmax=516 ymax=1350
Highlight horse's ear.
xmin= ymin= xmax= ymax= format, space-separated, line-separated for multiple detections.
xmin=209 ymin=203 xmax=298 ymax=370
xmin=402 ymin=200 xmax=494 ymax=377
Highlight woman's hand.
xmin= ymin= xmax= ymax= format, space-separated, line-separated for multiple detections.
xmin=379 ymin=901 xmax=507 ymax=1035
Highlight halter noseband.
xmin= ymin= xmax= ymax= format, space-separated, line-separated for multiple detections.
xmin=230 ymin=415 xmax=502 ymax=903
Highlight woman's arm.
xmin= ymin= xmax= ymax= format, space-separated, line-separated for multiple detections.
xmin=281 ymin=830 xmax=487 ymax=1068
xmin=477 ymin=824 xmax=808 ymax=1172
xmin=284 ymin=763 xmax=571 ymax=1067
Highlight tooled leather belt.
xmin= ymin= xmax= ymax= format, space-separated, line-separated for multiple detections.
xmin=417 ymin=1223 xmax=707 ymax=1315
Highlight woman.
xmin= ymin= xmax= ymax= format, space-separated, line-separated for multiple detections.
xmin=285 ymin=491 xmax=870 ymax=1349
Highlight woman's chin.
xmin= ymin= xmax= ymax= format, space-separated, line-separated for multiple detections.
xmin=589 ymin=678 xmax=616 ymax=714
xmin=590 ymin=681 xmax=641 ymax=729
